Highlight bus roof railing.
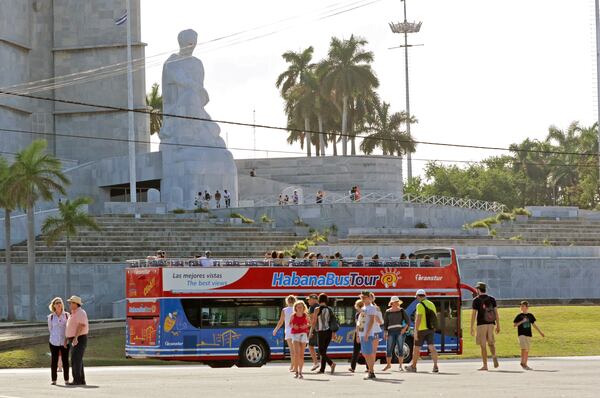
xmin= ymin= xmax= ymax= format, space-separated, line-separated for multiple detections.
xmin=126 ymin=256 xmax=452 ymax=268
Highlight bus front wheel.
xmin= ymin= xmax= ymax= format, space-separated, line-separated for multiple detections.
xmin=238 ymin=338 xmax=268 ymax=367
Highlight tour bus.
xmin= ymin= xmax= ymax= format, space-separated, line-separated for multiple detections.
xmin=125 ymin=248 xmax=476 ymax=367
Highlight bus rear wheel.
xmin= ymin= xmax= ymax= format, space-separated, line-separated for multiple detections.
xmin=238 ymin=338 xmax=268 ymax=367
xmin=402 ymin=336 xmax=414 ymax=364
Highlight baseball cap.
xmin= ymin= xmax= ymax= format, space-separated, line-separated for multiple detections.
xmin=415 ymin=289 xmax=426 ymax=297
xmin=308 ymin=294 xmax=318 ymax=299
xmin=475 ymin=282 xmax=487 ymax=290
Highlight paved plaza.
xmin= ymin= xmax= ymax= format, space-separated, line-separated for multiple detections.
xmin=0 ymin=357 xmax=598 ymax=398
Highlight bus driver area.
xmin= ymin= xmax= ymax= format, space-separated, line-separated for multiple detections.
xmin=125 ymin=248 xmax=468 ymax=368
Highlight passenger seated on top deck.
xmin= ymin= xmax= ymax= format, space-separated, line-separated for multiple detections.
xmin=399 ymin=253 xmax=409 ymax=267
xmin=199 ymin=251 xmax=214 ymax=267
xmin=274 ymin=251 xmax=285 ymax=266
xmin=408 ymin=253 xmax=417 ymax=267
xmin=287 ymin=254 xmax=298 ymax=266
xmin=329 ymin=252 xmax=342 ymax=267
xmin=419 ymin=255 xmax=435 ymax=267
xmin=354 ymin=254 xmax=365 ymax=267
xmin=368 ymin=254 xmax=381 ymax=267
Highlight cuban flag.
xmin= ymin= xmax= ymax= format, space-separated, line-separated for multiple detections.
xmin=115 ymin=11 xmax=127 ymax=26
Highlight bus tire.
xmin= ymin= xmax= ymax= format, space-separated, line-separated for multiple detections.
xmin=206 ymin=361 xmax=235 ymax=368
xmin=402 ymin=336 xmax=414 ymax=364
xmin=238 ymin=338 xmax=268 ymax=367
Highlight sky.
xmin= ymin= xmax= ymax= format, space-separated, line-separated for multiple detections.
xmin=141 ymin=0 xmax=597 ymax=179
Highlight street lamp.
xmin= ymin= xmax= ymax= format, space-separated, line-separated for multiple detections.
xmin=389 ymin=0 xmax=422 ymax=182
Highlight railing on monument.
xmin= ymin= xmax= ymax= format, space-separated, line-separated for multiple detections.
xmin=248 ymin=192 xmax=506 ymax=213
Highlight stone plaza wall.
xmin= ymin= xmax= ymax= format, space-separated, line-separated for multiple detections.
xmin=2 ymin=258 xmax=599 ymax=321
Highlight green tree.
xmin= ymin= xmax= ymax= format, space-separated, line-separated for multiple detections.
xmin=321 ymin=35 xmax=379 ymax=156
xmin=0 ymin=158 xmax=17 ymax=321
xmin=146 ymin=83 xmax=163 ymax=135
xmin=42 ymin=197 xmax=100 ymax=298
xmin=9 ymin=140 xmax=69 ymax=320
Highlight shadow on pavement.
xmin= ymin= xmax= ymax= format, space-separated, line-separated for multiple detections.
xmin=491 ymin=370 xmax=525 ymax=374
xmin=300 ymin=377 xmax=330 ymax=382
xmin=371 ymin=378 xmax=404 ymax=384
xmin=530 ymin=369 xmax=559 ymax=373
xmin=56 ymin=385 xmax=99 ymax=389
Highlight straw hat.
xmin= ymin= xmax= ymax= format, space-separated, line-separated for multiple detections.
xmin=388 ymin=296 xmax=403 ymax=306
xmin=67 ymin=295 xmax=83 ymax=306
xmin=48 ymin=297 xmax=64 ymax=312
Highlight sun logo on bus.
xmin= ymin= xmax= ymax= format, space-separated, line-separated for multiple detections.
xmin=379 ymin=268 xmax=402 ymax=288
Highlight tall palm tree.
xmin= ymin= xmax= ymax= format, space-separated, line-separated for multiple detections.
xmin=360 ymin=99 xmax=416 ymax=157
xmin=42 ymin=197 xmax=100 ymax=298
xmin=321 ymin=35 xmax=379 ymax=156
xmin=9 ymin=140 xmax=69 ymax=320
xmin=285 ymin=76 xmax=317 ymax=157
xmin=0 ymin=158 xmax=17 ymax=321
xmin=276 ymin=47 xmax=315 ymax=97
xmin=146 ymin=83 xmax=163 ymax=135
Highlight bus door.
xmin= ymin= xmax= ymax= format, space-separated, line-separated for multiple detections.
xmin=436 ymin=297 xmax=460 ymax=353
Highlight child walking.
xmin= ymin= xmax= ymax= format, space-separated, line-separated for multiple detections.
xmin=290 ymin=301 xmax=311 ymax=379
xmin=513 ymin=301 xmax=545 ymax=370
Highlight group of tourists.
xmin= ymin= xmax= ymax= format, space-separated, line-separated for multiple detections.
xmin=272 ymin=282 xmax=546 ymax=381
xmin=278 ymin=190 xmax=300 ymax=206
xmin=195 ymin=189 xmax=231 ymax=209
xmin=47 ymin=295 xmax=90 ymax=386
xmin=261 ymin=251 xmax=438 ymax=268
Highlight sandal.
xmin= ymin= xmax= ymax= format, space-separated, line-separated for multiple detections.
xmin=382 ymin=364 xmax=391 ymax=371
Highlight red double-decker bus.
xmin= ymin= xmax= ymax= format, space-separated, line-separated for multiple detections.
xmin=125 ymin=248 xmax=475 ymax=367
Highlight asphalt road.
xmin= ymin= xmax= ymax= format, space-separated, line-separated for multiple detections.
xmin=0 ymin=357 xmax=598 ymax=398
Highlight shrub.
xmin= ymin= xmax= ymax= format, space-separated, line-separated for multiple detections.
xmin=173 ymin=209 xmax=186 ymax=214
xmin=193 ymin=207 xmax=209 ymax=213
xmin=330 ymin=224 xmax=339 ymax=235
xmin=470 ymin=220 xmax=488 ymax=229
xmin=284 ymin=230 xmax=329 ymax=256
xmin=512 ymin=208 xmax=531 ymax=216
xmin=509 ymin=234 xmax=523 ymax=241
xmin=230 ymin=212 xmax=254 ymax=224
xmin=542 ymin=238 xmax=551 ymax=246
xmin=294 ymin=218 xmax=309 ymax=227
xmin=490 ymin=229 xmax=497 ymax=237
xmin=260 ymin=214 xmax=273 ymax=223
xmin=414 ymin=222 xmax=428 ymax=229
xmin=496 ymin=212 xmax=514 ymax=222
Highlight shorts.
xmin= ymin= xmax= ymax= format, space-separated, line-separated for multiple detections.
xmin=308 ymin=331 xmax=318 ymax=347
xmin=518 ymin=335 xmax=532 ymax=350
xmin=291 ymin=333 xmax=309 ymax=343
xmin=284 ymin=328 xmax=292 ymax=340
xmin=415 ymin=329 xmax=435 ymax=347
xmin=476 ymin=324 xmax=496 ymax=346
xmin=360 ymin=335 xmax=376 ymax=355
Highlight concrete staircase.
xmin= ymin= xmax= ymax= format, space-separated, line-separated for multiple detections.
xmin=494 ymin=218 xmax=600 ymax=246
xmin=0 ymin=215 xmax=301 ymax=263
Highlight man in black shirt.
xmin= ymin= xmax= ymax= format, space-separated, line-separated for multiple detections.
xmin=306 ymin=294 xmax=320 ymax=371
xmin=470 ymin=282 xmax=500 ymax=370
xmin=513 ymin=301 xmax=545 ymax=370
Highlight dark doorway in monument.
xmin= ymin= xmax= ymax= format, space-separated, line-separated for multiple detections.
xmin=105 ymin=180 xmax=161 ymax=202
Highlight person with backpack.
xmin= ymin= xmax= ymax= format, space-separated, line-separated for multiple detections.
xmin=470 ymin=281 xmax=500 ymax=371
xmin=382 ymin=296 xmax=411 ymax=371
xmin=406 ymin=289 xmax=439 ymax=373
xmin=48 ymin=297 xmax=70 ymax=385
xmin=310 ymin=293 xmax=337 ymax=374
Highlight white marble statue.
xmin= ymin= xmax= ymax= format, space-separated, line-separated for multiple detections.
xmin=159 ymin=29 xmax=226 ymax=149
xmin=159 ymin=29 xmax=238 ymax=210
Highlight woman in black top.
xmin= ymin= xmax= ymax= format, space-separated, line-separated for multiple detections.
xmin=310 ymin=293 xmax=336 ymax=374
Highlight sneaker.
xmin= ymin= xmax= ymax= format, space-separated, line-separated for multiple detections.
xmin=348 ymin=368 xmax=355 ymax=373
xmin=493 ymin=357 xmax=499 ymax=368
xmin=521 ymin=364 xmax=533 ymax=371
xmin=432 ymin=367 xmax=439 ymax=373
xmin=406 ymin=366 xmax=417 ymax=373
xmin=330 ymin=363 xmax=336 ymax=374
xmin=370 ymin=372 xmax=377 ymax=379
xmin=399 ymin=365 xmax=404 ymax=371
xmin=311 ymin=363 xmax=319 ymax=371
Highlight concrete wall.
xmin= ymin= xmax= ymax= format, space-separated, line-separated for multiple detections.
xmin=0 ymin=262 xmax=125 ymax=321
xmin=0 ymin=209 xmax=59 ymax=250
xmin=212 ymin=203 xmax=494 ymax=236
xmin=236 ymin=156 xmax=404 ymax=196
xmin=2 ymin=258 xmax=599 ymax=320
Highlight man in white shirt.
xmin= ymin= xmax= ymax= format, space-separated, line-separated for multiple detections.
xmin=200 ymin=251 xmax=214 ymax=267
xmin=359 ymin=291 xmax=378 ymax=379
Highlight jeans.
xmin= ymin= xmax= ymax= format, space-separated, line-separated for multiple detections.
xmin=317 ymin=330 xmax=334 ymax=372
xmin=386 ymin=330 xmax=406 ymax=360
xmin=350 ymin=335 xmax=362 ymax=371
xmin=69 ymin=335 xmax=87 ymax=384
xmin=49 ymin=343 xmax=70 ymax=382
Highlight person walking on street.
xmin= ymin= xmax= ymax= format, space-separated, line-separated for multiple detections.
xmin=513 ymin=301 xmax=545 ymax=370
xmin=349 ymin=299 xmax=365 ymax=373
xmin=290 ymin=301 xmax=311 ymax=378
xmin=306 ymin=294 xmax=320 ymax=370
xmin=311 ymin=293 xmax=337 ymax=374
xmin=48 ymin=297 xmax=70 ymax=385
xmin=358 ymin=291 xmax=378 ymax=379
xmin=65 ymin=296 xmax=89 ymax=386
xmin=382 ymin=296 xmax=410 ymax=371
xmin=407 ymin=289 xmax=439 ymax=373
xmin=273 ymin=295 xmax=297 ymax=372
xmin=470 ymin=282 xmax=500 ymax=371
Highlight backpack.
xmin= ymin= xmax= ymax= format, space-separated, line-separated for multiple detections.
xmin=481 ymin=296 xmax=497 ymax=323
xmin=420 ymin=301 xmax=438 ymax=330
xmin=321 ymin=307 xmax=339 ymax=332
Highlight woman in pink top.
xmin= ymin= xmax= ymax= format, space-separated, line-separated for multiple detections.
xmin=290 ymin=301 xmax=311 ymax=379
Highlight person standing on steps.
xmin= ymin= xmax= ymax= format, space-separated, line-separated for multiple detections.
xmin=214 ymin=190 xmax=222 ymax=208
xmin=273 ymin=295 xmax=297 ymax=372
xmin=470 ymin=282 xmax=500 ymax=371
xmin=65 ymin=296 xmax=89 ymax=386
xmin=223 ymin=189 xmax=231 ymax=208
xmin=310 ymin=293 xmax=337 ymax=374
xmin=406 ymin=289 xmax=439 ymax=373
xmin=382 ymin=296 xmax=410 ymax=371
xmin=48 ymin=297 xmax=70 ymax=385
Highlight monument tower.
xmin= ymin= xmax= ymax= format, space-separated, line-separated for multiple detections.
xmin=0 ymin=0 xmax=149 ymax=162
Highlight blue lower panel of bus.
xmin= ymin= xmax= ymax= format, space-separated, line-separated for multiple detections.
xmin=126 ymin=299 xmax=459 ymax=359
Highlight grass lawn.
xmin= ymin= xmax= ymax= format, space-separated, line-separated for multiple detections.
xmin=0 ymin=306 xmax=598 ymax=368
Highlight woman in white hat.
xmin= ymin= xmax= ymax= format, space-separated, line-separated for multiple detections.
xmin=47 ymin=297 xmax=70 ymax=385
xmin=382 ymin=296 xmax=411 ymax=371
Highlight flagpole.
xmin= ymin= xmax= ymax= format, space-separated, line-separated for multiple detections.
xmin=126 ymin=0 xmax=137 ymax=207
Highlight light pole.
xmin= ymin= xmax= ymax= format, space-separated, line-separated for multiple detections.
xmin=595 ymin=0 xmax=600 ymax=188
xmin=389 ymin=0 xmax=421 ymax=182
